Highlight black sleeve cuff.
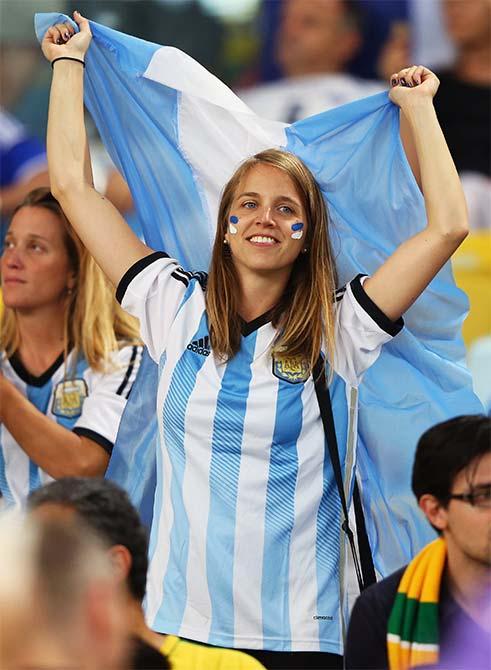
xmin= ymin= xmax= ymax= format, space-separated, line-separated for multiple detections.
xmin=350 ymin=274 xmax=404 ymax=337
xmin=73 ymin=427 xmax=114 ymax=455
xmin=116 ymin=251 xmax=169 ymax=304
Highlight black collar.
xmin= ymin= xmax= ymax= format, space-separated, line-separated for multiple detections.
xmin=9 ymin=350 xmax=66 ymax=387
xmin=240 ymin=309 xmax=274 ymax=337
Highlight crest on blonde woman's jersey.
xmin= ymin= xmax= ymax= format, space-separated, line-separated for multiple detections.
xmin=52 ymin=380 xmax=88 ymax=418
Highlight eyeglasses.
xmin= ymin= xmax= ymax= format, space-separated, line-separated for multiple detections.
xmin=447 ymin=485 xmax=491 ymax=508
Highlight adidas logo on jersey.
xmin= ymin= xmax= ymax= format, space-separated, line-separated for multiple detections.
xmin=187 ymin=335 xmax=211 ymax=357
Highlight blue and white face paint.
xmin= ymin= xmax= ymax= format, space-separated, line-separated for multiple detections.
xmin=291 ymin=222 xmax=304 ymax=240
xmin=229 ymin=215 xmax=239 ymax=234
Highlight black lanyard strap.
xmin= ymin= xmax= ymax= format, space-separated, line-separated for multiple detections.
xmin=313 ymin=355 xmax=375 ymax=592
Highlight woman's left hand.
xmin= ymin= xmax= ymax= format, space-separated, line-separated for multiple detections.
xmin=389 ymin=65 xmax=440 ymax=108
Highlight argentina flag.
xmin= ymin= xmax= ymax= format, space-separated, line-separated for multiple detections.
xmin=35 ymin=10 xmax=482 ymax=590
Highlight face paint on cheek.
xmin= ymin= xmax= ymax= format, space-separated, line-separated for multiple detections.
xmin=291 ymin=221 xmax=304 ymax=240
xmin=229 ymin=215 xmax=239 ymax=234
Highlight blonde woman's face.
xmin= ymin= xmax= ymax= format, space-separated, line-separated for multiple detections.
xmin=1 ymin=206 xmax=75 ymax=312
xmin=225 ymin=163 xmax=308 ymax=279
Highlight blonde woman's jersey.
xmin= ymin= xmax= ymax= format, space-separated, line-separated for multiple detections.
xmin=118 ymin=252 xmax=403 ymax=654
xmin=0 ymin=345 xmax=142 ymax=507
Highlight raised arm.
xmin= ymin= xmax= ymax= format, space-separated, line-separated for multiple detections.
xmin=42 ymin=12 xmax=151 ymax=287
xmin=363 ymin=65 xmax=469 ymax=322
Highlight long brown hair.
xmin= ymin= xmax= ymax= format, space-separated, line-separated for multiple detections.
xmin=1 ymin=188 xmax=140 ymax=372
xmin=206 ymin=149 xmax=338 ymax=375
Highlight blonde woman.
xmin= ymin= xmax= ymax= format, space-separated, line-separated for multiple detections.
xmin=40 ymin=13 xmax=469 ymax=669
xmin=0 ymin=188 xmax=142 ymax=508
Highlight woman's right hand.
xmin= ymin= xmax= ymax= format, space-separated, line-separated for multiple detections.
xmin=41 ymin=11 xmax=92 ymax=64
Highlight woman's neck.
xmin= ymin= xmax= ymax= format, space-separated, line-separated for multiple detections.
xmin=15 ymin=305 xmax=66 ymax=375
xmin=237 ymin=267 xmax=290 ymax=323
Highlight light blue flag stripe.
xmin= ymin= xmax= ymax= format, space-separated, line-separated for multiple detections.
xmin=34 ymin=14 xmax=483 ymax=577
xmin=285 ymin=99 xmax=483 ymax=573
xmin=147 ymin=352 xmax=166 ymax=564
xmin=206 ymin=332 xmax=256 ymax=644
xmin=34 ymin=13 xmax=211 ymax=268
xmin=105 ymin=348 xmax=158 ymax=529
xmin=155 ymin=312 xmax=210 ymax=631
xmin=261 ymin=380 xmax=303 ymax=648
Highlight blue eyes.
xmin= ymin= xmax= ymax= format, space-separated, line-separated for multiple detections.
xmin=241 ymin=202 xmax=294 ymax=215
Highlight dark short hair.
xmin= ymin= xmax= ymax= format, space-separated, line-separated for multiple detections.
xmin=412 ymin=415 xmax=491 ymax=503
xmin=28 ymin=478 xmax=148 ymax=602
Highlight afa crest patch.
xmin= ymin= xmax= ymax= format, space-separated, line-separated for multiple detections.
xmin=52 ymin=379 xmax=88 ymax=418
xmin=272 ymin=354 xmax=310 ymax=384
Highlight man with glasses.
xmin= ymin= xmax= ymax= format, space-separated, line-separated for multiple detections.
xmin=345 ymin=414 xmax=491 ymax=669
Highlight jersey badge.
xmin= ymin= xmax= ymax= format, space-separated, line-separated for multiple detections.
xmin=52 ymin=379 xmax=88 ymax=418
xmin=272 ymin=354 xmax=310 ymax=384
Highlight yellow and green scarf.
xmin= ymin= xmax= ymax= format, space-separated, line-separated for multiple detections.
xmin=387 ymin=537 xmax=447 ymax=670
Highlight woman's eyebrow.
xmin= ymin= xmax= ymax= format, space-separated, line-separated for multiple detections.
xmin=236 ymin=191 xmax=260 ymax=199
xmin=274 ymin=195 xmax=300 ymax=206
xmin=27 ymin=233 xmax=51 ymax=242
xmin=236 ymin=191 xmax=300 ymax=206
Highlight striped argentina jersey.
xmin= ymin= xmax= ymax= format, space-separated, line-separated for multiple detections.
xmin=117 ymin=252 xmax=403 ymax=653
xmin=0 ymin=344 xmax=141 ymax=508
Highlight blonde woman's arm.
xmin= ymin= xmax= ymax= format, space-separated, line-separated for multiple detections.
xmin=0 ymin=374 xmax=109 ymax=478
xmin=43 ymin=12 xmax=151 ymax=287
xmin=0 ymin=345 xmax=140 ymax=479
xmin=363 ymin=65 xmax=468 ymax=322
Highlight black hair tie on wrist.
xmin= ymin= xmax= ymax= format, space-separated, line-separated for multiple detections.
xmin=51 ymin=56 xmax=85 ymax=68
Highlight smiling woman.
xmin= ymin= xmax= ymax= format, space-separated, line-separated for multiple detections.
xmin=207 ymin=149 xmax=337 ymax=374
xmin=0 ymin=189 xmax=142 ymax=508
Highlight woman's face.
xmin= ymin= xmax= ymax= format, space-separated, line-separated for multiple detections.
xmin=1 ymin=206 xmax=75 ymax=313
xmin=225 ymin=163 xmax=308 ymax=279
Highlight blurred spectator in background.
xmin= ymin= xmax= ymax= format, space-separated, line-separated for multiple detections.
xmin=379 ymin=0 xmax=491 ymax=230
xmin=69 ymin=0 xmax=226 ymax=80
xmin=29 ymin=477 xmax=266 ymax=670
xmin=436 ymin=0 xmax=491 ymax=231
xmin=0 ymin=188 xmax=142 ymax=508
xmin=0 ymin=107 xmax=49 ymax=244
xmin=239 ymin=0 xmax=383 ymax=122
xmin=0 ymin=512 xmax=127 ymax=670
xmin=346 ymin=415 xmax=491 ymax=670
xmin=435 ymin=0 xmax=490 ymax=178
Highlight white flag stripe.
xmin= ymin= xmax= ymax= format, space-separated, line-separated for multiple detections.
xmin=178 ymin=94 xmax=287 ymax=241
xmin=144 ymin=46 xmax=253 ymax=114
